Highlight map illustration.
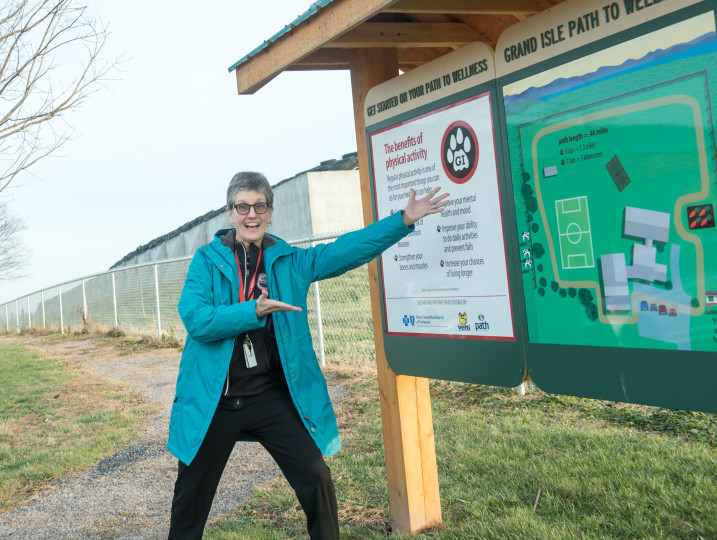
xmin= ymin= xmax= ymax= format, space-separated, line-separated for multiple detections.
xmin=504 ymin=12 xmax=717 ymax=352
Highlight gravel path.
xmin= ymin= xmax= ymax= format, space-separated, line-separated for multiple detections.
xmin=0 ymin=335 xmax=349 ymax=539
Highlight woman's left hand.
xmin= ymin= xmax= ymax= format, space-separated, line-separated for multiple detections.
xmin=255 ymin=290 xmax=302 ymax=318
xmin=401 ymin=187 xmax=450 ymax=226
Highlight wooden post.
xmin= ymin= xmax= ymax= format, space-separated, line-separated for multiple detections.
xmin=349 ymin=48 xmax=442 ymax=534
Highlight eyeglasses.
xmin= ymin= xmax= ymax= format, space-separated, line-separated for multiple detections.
xmin=232 ymin=202 xmax=270 ymax=215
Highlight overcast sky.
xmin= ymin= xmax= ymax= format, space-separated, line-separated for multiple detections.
xmin=0 ymin=0 xmax=358 ymax=303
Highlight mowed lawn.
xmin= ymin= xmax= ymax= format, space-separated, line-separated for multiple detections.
xmin=207 ymin=369 xmax=717 ymax=540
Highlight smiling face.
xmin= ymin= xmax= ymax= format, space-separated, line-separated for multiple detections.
xmin=227 ymin=189 xmax=273 ymax=249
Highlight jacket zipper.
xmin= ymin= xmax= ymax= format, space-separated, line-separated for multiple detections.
xmin=224 ymin=243 xmax=249 ymax=397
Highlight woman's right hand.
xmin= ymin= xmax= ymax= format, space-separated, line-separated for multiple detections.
xmin=401 ymin=187 xmax=449 ymax=226
xmin=255 ymin=290 xmax=302 ymax=318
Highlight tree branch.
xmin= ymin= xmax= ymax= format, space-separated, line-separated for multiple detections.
xmin=0 ymin=0 xmax=116 ymax=196
xmin=0 ymin=201 xmax=29 ymax=280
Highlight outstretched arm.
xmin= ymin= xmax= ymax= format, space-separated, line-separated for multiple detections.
xmin=292 ymin=186 xmax=450 ymax=284
xmin=401 ymin=187 xmax=450 ymax=226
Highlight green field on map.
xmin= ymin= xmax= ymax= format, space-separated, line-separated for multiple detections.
xmin=505 ymin=43 xmax=717 ymax=352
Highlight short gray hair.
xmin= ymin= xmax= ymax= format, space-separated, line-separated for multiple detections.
xmin=226 ymin=171 xmax=274 ymax=209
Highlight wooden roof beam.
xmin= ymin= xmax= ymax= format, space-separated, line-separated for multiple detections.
xmin=232 ymin=0 xmax=399 ymax=94
xmin=397 ymin=46 xmax=452 ymax=64
xmin=384 ymin=0 xmax=552 ymax=15
xmin=328 ymin=22 xmax=483 ymax=48
xmin=286 ymin=46 xmax=451 ymax=71
xmin=285 ymin=49 xmax=352 ymax=70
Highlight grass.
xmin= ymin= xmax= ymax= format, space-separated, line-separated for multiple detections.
xmin=0 ymin=342 xmax=153 ymax=510
xmin=104 ymin=329 xmax=184 ymax=351
xmin=206 ymin=370 xmax=717 ymax=540
xmin=17 ymin=325 xmax=184 ymax=351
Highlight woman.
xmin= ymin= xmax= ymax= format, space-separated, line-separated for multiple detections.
xmin=168 ymin=171 xmax=448 ymax=539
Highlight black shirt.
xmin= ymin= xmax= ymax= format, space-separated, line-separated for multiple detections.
xmin=223 ymin=239 xmax=283 ymax=397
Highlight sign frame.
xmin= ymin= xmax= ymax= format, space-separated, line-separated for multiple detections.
xmin=365 ymin=46 xmax=528 ymax=387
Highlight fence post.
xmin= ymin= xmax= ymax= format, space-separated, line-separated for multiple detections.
xmin=27 ymin=296 xmax=31 ymax=328
xmin=112 ymin=272 xmax=118 ymax=328
xmin=15 ymin=299 xmax=19 ymax=333
xmin=5 ymin=303 xmax=8 ymax=332
xmin=139 ymin=279 xmax=147 ymax=318
xmin=59 ymin=285 xmax=64 ymax=334
xmin=154 ymin=264 xmax=162 ymax=341
xmin=82 ymin=279 xmax=88 ymax=329
xmin=41 ymin=290 xmax=46 ymax=328
xmin=313 ymin=281 xmax=326 ymax=367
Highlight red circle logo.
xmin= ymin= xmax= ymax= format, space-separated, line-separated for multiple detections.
xmin=441 ymin=121 xmax=478 ymax=184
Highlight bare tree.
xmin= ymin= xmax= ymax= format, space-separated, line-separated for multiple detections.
xmin=0 ymin=202 xmax=27 ymax=280
xmin=0 ymin=0 xmax=114 ymax=193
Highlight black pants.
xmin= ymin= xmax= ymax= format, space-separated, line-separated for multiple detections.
xmin=168 ymin=385 xmax=339 ymax=539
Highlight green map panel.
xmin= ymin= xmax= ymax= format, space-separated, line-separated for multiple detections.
xmin=507 ymin=44 xmax=717 ymax=354
xmin=502 ymin=6 xmax=717 ymax=412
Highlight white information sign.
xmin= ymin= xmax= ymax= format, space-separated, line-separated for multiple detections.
xmin=370 ymin=91 xmax=515 ymax=340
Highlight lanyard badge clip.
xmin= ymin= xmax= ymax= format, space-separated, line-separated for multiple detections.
xmin=243 ymin=332 xmax=257 ymax=368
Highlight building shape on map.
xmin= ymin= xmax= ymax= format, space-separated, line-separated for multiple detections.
xmin=624 ymin=206 xmax=669 ymax=282
xmin=602 ymin=253 xmax=631 ymax=311
xmin=707 ymin=291 xmax=717 ymax=313
xmin=600 ymin=206 xmax=670 ymax=311
xmin=624 ymin=206 xmax=670 ymax=242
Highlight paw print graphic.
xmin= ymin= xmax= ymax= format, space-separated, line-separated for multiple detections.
xmin=447 ymin=127 xmax=471 ymax=172
xmin=441 ymin=121 xmax=478 ymax=184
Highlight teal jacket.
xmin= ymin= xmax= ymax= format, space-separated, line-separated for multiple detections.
xmin=167 ymin=211 xmax=413 ymax=465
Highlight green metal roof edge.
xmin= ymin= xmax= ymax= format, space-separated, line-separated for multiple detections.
xmin=228 ymin=0 xmax=336 ymax=72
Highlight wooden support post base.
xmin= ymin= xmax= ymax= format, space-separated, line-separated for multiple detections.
xmin=349 ymin=47 xmax=442 ymax=534
xmin=375 ymin=355 xmax=442 ymax=533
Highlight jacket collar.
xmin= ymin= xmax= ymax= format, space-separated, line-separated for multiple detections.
xmin=218 ymin=228 xmax=277 ymax=250
xmin=206 ymin=229 xmax=291 ymax=282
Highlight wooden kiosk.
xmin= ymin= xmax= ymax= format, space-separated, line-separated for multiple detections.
xmin=229 ymin=0 xmax=717 ymax=533
xmin=230 ymin=2 xmax=557 ymax=533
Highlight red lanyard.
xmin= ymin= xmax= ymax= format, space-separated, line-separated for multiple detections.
xmin=234 ymin=245 xmax=263 ymax=302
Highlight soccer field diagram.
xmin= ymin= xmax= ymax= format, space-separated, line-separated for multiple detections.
xmin=555 ymin=196 xmax=595 ymax=269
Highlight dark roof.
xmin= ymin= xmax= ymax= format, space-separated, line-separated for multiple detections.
xmin=110 ymin=152 xmax=358 ymax=269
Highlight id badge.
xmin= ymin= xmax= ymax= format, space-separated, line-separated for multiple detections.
xmin=243 ymin=334 xmax=257 ymax=368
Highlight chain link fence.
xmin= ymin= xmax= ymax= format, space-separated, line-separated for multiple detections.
xmin=0 ymin=232 xmax=376 ymax=366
